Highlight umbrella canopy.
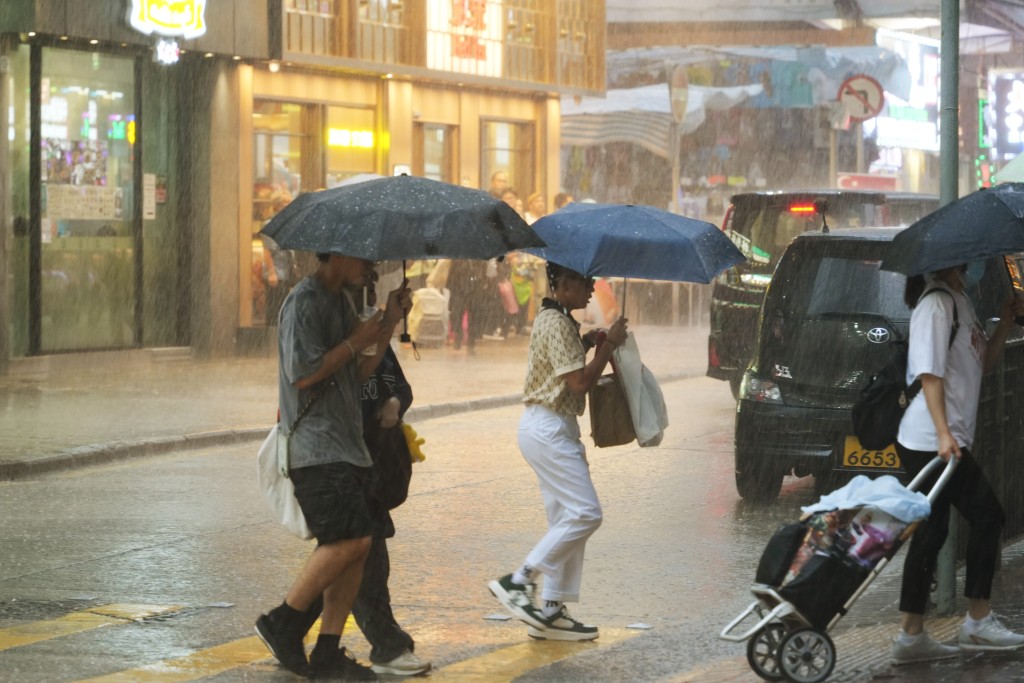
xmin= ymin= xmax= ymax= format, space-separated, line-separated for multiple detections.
xmin=881 ymin=183 xmax=1024 ymax=275
xmin=260 ymin=175 xmax=543 ymax=260
xmin=522 ymin=202 xmax=745 ymax=283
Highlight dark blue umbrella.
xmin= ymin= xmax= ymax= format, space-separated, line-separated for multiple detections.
xmin=523 ymin=202 xmax=745 ymax=283
xmin=881 ymin=183 xmax=1024 ymax=275
xmin=260 ymin=175 xmax=543 ymax=260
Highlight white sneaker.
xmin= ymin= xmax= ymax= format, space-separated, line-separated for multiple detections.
xmin=526 ymin=606 xmax=599 ymax=642
xmin=370 ymin=649 xmax=432 ymax=676
xmin=959 ymin=614 xmax=1024 ymax=651
xmin=890 ymin=633 xmax=959 ymax=665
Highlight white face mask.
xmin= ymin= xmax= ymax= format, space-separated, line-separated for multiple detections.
xmin=963 ymin=260 xmax=986 ymax=289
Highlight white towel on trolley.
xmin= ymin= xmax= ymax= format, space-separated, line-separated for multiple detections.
xmin=802 ymin=474 xmax=931 ymax=523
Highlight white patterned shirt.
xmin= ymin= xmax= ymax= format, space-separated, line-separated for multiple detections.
xmin=522 ymin=306 xmax=586 ymax=416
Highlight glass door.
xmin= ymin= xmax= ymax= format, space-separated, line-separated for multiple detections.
xmin=39 ymin=48 xmax=136 ymax=352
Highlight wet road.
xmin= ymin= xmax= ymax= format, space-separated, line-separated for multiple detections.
xmin=0 ymin=376 xmax=833 ymax=682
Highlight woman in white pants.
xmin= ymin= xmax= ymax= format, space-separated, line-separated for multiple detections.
xmin=489 ymin=263 xmax=627 ymax=641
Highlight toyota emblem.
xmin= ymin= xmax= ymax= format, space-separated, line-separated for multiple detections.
xmin=867 ymin=327 xmax=890 ymax=344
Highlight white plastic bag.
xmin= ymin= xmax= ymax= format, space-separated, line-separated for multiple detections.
xmin=257 ymin=424 xmax=313 ymax=540
xmin=612 ymin=332 xmax=669 ymax=447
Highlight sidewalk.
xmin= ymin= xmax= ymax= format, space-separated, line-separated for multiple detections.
xmin=0 ymin=324 xmax=711 ymax=480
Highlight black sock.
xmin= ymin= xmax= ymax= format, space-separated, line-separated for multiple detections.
xmin=314 ymin=633 xmax=341 ymax=653
xmin=270 ymin=601 xmax=307 ymax=630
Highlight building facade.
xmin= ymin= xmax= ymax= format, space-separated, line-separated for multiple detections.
xmin=0 ymin=0 xmax=604 ymax=370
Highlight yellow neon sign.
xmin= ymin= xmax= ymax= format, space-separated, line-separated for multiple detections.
xmin=327 ymin=128 xmax=375 ymax=148
xmin=130 ymin=0 xmax=207 ymax=40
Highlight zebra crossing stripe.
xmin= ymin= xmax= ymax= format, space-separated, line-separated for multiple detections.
xmin=428 ymin=627 xmax=641 ymax=682
xmin=0 ymin=604 xmax=180 ymax=652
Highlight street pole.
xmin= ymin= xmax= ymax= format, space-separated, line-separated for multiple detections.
xmin=0 ymin=37 xmax=11 ymax=375
xmin=935 ymin=0 xmax=960 ymax=615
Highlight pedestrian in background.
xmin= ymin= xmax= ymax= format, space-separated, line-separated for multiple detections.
xmin=553 ymin=192 xmax=574 ymax=210
xmin=489 ymin=262 xmax=628 ymax=641
xmin=890 ymin=264 xmax=1024 ymax=665
xmin=255 ymin=253 xmax=410 ymax=679
xmin=524 ymin=192 xmax=547 ymax=225
xmin=260 ymin=191 xmax=296 ymax=325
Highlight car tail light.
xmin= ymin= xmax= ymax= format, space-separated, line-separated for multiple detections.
xmin=739 ymin=374 xmax=783 ymax=403
xmin=708 ymin=339 xmax=721 ymax=368
xmin=789 ymin=203 xmax=817 ymax=214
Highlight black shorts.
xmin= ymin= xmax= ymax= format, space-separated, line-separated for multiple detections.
xmin=291 ymin=462 xmax=375 ymax=545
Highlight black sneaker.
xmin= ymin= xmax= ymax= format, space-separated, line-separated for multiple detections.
xmin=309 ymin=646 xmax=378 ymax=680
xmin=527 ymin=606 xmax=599 ymax=642
xmin=255 ymin=613 xmax=309 ymax=676
xmin=487 ymin=574 xmax=546 ymax=629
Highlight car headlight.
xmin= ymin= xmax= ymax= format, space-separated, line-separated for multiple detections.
xmin=739 ymin=374 xmax=783 ymax=403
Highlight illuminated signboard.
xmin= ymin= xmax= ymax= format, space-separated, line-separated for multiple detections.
xmin=129 ymin=0 xmax=208 ymax=39
xmin=991 ymin=72 xmax=1024 ymax=161
xmin=426 ymin=0 xmax=503 ymax=77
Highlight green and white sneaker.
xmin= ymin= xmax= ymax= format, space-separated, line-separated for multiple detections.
xmin=527 ymin=606 xmax=599 ymax=642
xmin=488 ymin=574 xmax=546 ymax=629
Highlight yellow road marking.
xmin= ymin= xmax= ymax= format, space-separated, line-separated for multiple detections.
xmin=73 ymin=614 xmax=349 ymax=682
xmin=430 ymin=627 xmax=641 ymax=683
xmin=78 ymin=637 xmax=270 ymax=683
xmin=0 ymin=604 xmax=180 ymax=652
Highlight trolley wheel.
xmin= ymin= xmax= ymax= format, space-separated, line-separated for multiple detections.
xmin=775 ymin=627 xmax=835 ymax=683
xmin=746 ymin=622 xmax=787 ymax=681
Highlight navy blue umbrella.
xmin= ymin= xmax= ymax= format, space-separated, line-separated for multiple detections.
xmin=523 ymin=202 xmax=745 ymax=283
xmin=881 ymin=183 xmax=1024 ymax=275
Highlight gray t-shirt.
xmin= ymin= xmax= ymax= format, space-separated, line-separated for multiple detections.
xmin=278 ymin=277 xmax=372 ymax=469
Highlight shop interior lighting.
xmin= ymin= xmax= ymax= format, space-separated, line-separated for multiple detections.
xmin=27 ymin=32 xmax=36 ymax=37
xmin=89 ymin=39 xmax=99 ymax=45
xmin=60 ymin=36 xmax=68 ymax=41
xmin=204 ymin=52 xmax=214 ymax=58
xmin=268 ymin=61 xmax=280 ymax=73
xmin=233 ymin=55 xmax=241 ymax=61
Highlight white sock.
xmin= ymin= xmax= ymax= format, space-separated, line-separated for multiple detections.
xmin=963 ymin=613 xmax=989 ymax=634
xmin=541 ymin=600 xmax=563 ymax=618
xmin=511 ymin=565 xmax=535 ymax=586
xmin=898 ymin=629 xmax=923 ymax=646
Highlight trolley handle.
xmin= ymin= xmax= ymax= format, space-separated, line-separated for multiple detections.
xmin=906 ymin=455 xmax=957 ymax=504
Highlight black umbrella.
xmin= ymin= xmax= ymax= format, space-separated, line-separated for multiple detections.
xmin=260 ymin=175 xmax=543 ymax=260
xmin=881 ymin=183 xmax=1024 ymax=275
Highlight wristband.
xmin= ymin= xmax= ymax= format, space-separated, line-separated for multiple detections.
xmin=342 ymin=338 xmax=356 ymax=357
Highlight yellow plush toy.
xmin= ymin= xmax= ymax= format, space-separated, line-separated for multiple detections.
xmin=401 ymin=422 xmax=426 ymax=462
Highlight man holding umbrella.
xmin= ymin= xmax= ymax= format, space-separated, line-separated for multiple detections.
xmin=255 ymin=251 xmax=411 ymax=679
xmin=489 ymin=262 xmax=628 ymax=641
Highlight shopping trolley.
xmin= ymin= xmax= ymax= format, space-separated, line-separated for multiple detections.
xmin=720 ymin=456 xmax=957 ymax=683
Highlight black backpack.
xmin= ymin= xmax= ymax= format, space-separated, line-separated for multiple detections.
xmin=851 ymin=289 xmax=959 ymax=451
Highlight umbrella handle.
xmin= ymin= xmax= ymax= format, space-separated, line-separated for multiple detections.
xmin=400 ymin=259 xmax=412 ymax=344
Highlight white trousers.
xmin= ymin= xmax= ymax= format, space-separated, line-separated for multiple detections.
xmin=518 ymin=403 xmax=603 ymax=603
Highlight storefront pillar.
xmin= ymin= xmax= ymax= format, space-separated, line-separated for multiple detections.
xmin=0 ymin=36 xmax=10 ymax=373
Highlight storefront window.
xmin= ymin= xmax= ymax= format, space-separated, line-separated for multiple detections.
xmin=481 ymin=119 xmax=534 ymax=200
xmin=39 ymin=48 xmax=136 ymax=352
xmin=252 ymin=100 xmax=306 ymax=326
xmin=416 ymin=123 xmax=454 ymax=183
xmin=325 ymin=104 xmax=376 ymax=187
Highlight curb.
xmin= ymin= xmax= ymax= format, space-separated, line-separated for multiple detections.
xmin=0 ymin=370 xmax=701 ymax=482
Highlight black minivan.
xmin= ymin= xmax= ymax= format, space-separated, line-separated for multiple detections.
xmin=707 ymin=190 xmax=938 ymax=397
xmin=733 ymin=227 xmax=1021 ymax=502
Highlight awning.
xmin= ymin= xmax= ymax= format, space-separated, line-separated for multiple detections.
xmin=561 ymin=83 xmax=764 ymax=158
